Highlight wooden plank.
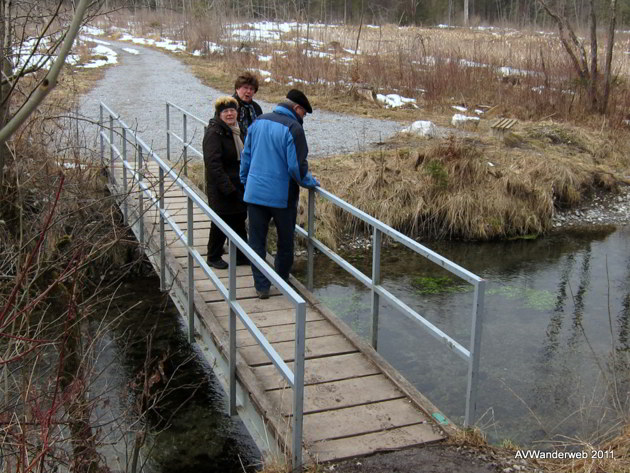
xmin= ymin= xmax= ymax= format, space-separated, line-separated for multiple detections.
xmin=201 ymin=285 xmax=263 ymax=303
xmin=236 ymin=319 xmax=338 ymax=347
xmin=195 ymin=275 xmax=253 ymax=292
xmin=214 ymin=307 xmax=325 ymax=331
xmin=206 ymin=296 xmax=296 ymax=317
xmin=309 ymin=423 xmax=444 ymax=463
xmin=240 ymin=334 xmax=357 ymax=367
xmin=303 ymin=398 xmax=430 ymax=443
xmin=252 ymin=352 xmax=380 ymax=390
xmin=268 ymin=374 xmax=403 ymax=415
xmin=290 ymin=275 xmax=459 ymax=438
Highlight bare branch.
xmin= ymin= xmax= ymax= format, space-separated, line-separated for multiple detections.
xmin=0 ymin=0 xmax=92 ymax=145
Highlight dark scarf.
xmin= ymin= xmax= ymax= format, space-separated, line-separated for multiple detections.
xmin=234 ymin=94 xmax=258 ymax=136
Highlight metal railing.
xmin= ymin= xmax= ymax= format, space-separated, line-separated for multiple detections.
xmin=164 ymin=101 xmax=487 ymax=427
xmin=99 ymin=102 xmax=307 ymax=469
xmin=296 ymin=188 xmax=486 ymax=428
xmin=165 ymin=102 xmax=206 ymax=176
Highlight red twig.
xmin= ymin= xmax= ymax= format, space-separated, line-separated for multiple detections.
xmin=0 ymin=174 xmax=65 ymax=325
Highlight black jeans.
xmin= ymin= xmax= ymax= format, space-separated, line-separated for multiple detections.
xmin=247 ymin=203 xmax=298 ymax=291
xmin=207 ymin=212 xmax=248 ymax=262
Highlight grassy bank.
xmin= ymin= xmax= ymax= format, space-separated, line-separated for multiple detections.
xmin=303 ymin=120 xmax=629 ymax=244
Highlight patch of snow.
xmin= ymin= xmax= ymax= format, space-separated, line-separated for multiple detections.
xmin=79 ymin=44 xmax=118 ymax=68
xmin=258 ymin=55 xmax=272 ymax=61
xmin=81 ymin=26 xmax=105 ymax=36
xmin=155 ymin=39 xmax=186 ymax=52
xmin=122 ymin=48 xmax=139 ymax=55
xmin=474 ymin=109 xmax=485 ymax=115
xmin=402 ymin=120 xmax=438 ymax=137
xmin=452 ymin=105 xmax=467 ymax=112
xmin=80 ymin=36 xmax=111 ymax=46
xmin=451 ymin=114 xmax=480 ymax=126
xmin=488 ymin=162 xmax=495 ymax=167
xmin=376 ymin=93 xmax=416 ymax=108
xmin=306 ymin=50 xmax=330 ymax=59
xmin=251 ymin=68 xmax=271 ymax=77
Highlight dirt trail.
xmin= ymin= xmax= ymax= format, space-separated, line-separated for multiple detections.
xmin=79 ymin=39 xmax=401 ymax=159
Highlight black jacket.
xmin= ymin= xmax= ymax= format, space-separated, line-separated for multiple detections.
xmin=203 ymin=118 xmax=246 ymax=215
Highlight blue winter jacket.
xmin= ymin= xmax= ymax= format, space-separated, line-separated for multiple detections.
xmin=240 ymin=104 xmax=319 ymax=209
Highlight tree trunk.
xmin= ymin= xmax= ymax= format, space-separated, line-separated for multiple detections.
xmin=0 ymin=0 xmax=11 ymax=184
xmin=601 ymin=0 xmax=617 ymax=113
xmin=587 ymin=0 xmax=597 ymax=110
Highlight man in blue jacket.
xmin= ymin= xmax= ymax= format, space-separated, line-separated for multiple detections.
xmin=240 ymin=89 xmax=320 ymax=299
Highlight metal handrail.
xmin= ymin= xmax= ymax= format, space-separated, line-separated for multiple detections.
xmin=165 ymin=101 xmax=206 ymax=176
xmin=99 ymin=102 xmax=306 ymax=469
xmin=296 ymin=187 xmax=486 ymax=428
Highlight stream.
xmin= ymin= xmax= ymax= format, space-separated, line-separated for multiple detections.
xmin=105 ymin=224 xmax=630 ymax=469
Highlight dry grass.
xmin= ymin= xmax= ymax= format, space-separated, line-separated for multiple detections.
xmin=99 ymin=10 xmax=630 ymax=126
xmin=304 ymin=121 xmax=629 ymax=243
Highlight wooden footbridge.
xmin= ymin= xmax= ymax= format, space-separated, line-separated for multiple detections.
xmin=98 ymin=102 xmax=486 ymax=469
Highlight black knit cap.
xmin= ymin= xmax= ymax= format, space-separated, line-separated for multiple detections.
xmin=286 ymin=89 xmax=312 ymax=114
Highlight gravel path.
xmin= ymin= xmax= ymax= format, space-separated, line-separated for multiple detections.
xmin=79 ymin=39 xmax=402 ymax=160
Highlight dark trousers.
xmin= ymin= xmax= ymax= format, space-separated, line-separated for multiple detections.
xmin=207 ymin=212 xmax=248 ymax=262
xmin=247 ymin=203 xmax=298 ymax=291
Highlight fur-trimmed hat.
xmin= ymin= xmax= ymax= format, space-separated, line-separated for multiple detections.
xmin=286 ymin=89 xmax=312 ymax=114
xmin=215 ymin=96 xmax=238 ymax=115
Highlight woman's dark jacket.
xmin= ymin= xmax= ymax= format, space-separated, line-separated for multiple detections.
xmin=203 ymin=117 xmax=246 ymax=215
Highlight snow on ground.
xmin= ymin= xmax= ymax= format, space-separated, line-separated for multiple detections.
xmin=122 ymin=48 xmax=140 ymax=55
xmin=79 ymin=44 xmax=118 ymax=68
xmin=376 ymin=94 xmax=417 ymax=108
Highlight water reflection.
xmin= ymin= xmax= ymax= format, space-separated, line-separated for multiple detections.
xmin=102 ymin=276 xmax=259 ymax=472
xmin=293 ymin=225 xmax=630 ymax=446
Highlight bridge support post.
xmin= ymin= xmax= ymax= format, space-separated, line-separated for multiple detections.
xmin=307 ymin=188 xmax=315 ymax=291
xmin=465 ymin=279 xmax=486 ymax=427
xmin=159 ymin=167 xmax=166 ymax=291
xmin=183 ymin=113 xmax=188 ymax=177
xmin=187 ymin=196 xmax=195 ymax=342
xmin=166 ymin=103 xmax=171 ymax=162
xmin=138 ymin=146 xmax=145 ymax=247
xmin=109 ymin=115 xmax=115 ymax=185
xmin=370 ymin=228 xmax=382 ymax=349
xmin=99 ymin=105 xmax=104 ymax=167
xmin=292 ymin=301 xmax=306 ymax=470
xmin=122 ymin=128 xmax=128 ymax=224
xmin=228 ymin=241 xmax=237 ymax=416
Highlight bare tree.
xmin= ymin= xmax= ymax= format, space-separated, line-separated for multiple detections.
xmin=0 ymin=0 xmax=102 ymax=180
xmin=536 ymin=0 xmax=619 ymax=113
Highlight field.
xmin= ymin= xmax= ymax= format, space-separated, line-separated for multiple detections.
xmin=96 ymin=9 xmax=630 ymax=242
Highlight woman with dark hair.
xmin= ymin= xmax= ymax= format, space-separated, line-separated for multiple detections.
xmin=203 ymin=96 xmax=248 ymax=269
xmin=233 ymin=72 xmax=263 ymax=138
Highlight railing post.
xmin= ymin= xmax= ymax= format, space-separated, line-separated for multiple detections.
xmin=228 ymin=240 xmax=237 ymax=416
xmin=109 ymin=114 xmax=114 ymax=177
xmin=187 ymin=196 xmax=194 ymax=342
xmin=99 ymin=104 xmax=104 ymax=166
xmin=307 ymin=188 xmax=315 ymax=291
xmin=159 ymin=166 xmax=166 ymax=291
xmin=465 ymin=279 xmax=486 ymax=427
xmin=109 ymin=115 xmax=115 ymax=185
xmin=370 ymin=228 xmax=382 ymax=349
xmin=137 ymin=146 xmax=145 ymax=246
xmin=292 ymin=301 xmax=306 ymax=471
xmin=166 ymin=103 xmax=171 ymax=163
xmin=183 ymin=113 xmax=188 ymax=177
xmin=122 ymin=128 xmax=128 ymax=224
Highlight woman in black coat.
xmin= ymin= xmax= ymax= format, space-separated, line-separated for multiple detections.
xmin=203 ymin=96 xmax=248 ymax=269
